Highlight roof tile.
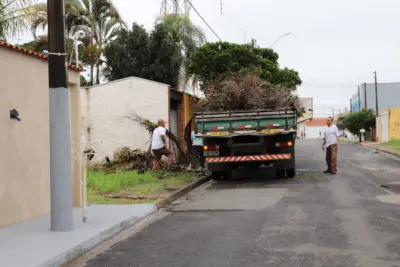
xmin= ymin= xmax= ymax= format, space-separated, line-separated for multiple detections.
xmin=0 ymin=40 xmax=84 ymax=72
xmin=305 ymin=118 xmax=329 ymax=127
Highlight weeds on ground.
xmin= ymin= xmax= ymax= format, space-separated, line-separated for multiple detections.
xmin=87 ymin=169 xmax=197 ymax=204
xmin=386 ymin=140 xmax=400 ymax=147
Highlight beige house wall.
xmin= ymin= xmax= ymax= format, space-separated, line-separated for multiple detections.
xmin=0 ymin=48 xmax=81 ymax=227
xmin=81 ymin=77 xmax=169 ymax=162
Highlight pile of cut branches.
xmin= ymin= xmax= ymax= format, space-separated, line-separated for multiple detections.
xmin=124 ymin=112 xmax=189 ymax=163
xmin=199 ymin=73 xmax=304 ymax=115
xmin=91 ymin=147 xmax=166 ymax=173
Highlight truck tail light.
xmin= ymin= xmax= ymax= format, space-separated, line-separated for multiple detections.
xmin=204 ymin=145 xmax=219 ymax=151
xmin=275 ymin=141 xmax=293 ymax=147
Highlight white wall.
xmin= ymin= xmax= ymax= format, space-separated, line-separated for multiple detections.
xmin=305 ymin=126 xmax=326 ymax=139
xmin=81 ymin=77 xmax=169 ymax=162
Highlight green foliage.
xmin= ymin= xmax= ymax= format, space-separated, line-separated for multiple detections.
xmin=103 ymin=23 xmax=182 ymax=87
xmin=387 ymin=140 xmax=400 ymax=147
xmin=86 ymin=169 xmax=196 ymax=196
xmin=0 ymin=0 xmax=41 ymax=40
xmin=342 ymin=108 xmax=376 ymax=135
xmin=19 ymin=35 xmax=48 ymax=52
xmin=189 ymin=41 xmax=302 ymax=89
xmin=157 ymin=14 xmax=206 ymax=88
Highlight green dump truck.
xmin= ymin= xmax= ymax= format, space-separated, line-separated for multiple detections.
xmin=194 ymin=108 xmax=297 ymax=180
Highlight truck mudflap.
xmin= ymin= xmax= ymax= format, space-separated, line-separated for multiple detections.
xmin=206 ymin=153 xmax=291 ymax=163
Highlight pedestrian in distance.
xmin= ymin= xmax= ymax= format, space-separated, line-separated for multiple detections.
xmin=322 ymin=117 xmax=340 ymax=174
xmin=151 ymin=119 xmax=174 ymax=171
xmin=191 ymin=129 xmax=205 ymax=169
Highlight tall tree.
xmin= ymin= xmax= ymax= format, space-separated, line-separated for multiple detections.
xmin=0 ymin=0 xmax=41 ymax=40
xmin=342 ymin=108 xmax=376 ymax=142
xmin=103 ymin=23 xmax=150 ymax=81
xmin=157 ymin=14 xmax=206 ymax=89
xmin=103 ymin=23 xmax=182 ymax=88
xmin=189 ymin=41 xmax=302 ymax=89
xmin=30 ymin=0 xmax=125 ymax=85
xmin=146 ymin=23 xmax=181 ymax=88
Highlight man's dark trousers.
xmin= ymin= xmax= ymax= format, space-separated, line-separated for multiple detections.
xmin=326 ymin=144 xmax=338 ymax=174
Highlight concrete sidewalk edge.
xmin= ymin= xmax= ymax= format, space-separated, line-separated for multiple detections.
xmin=343 ymin=140 xmax=400 ymax=159
xmin=56 ymin=175 xmax=211 ymax=267
xmin=156 ymin=175 xmax=211 ymax=209
xmin=39 ymin=207 xmax=157 ymax=267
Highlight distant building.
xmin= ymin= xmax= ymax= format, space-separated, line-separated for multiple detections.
xmin=304 ymin=118 xmax=327 ymax=139
xmin=351 ymin=82 xmax=400 ymax=113
xmin=297 ymin=97 xmax=313 ymax=137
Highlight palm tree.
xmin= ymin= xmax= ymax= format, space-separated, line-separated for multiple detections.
xmin=157 ymin=14 xmax=206 ymax=90
xmin=30 ymin=0 xmax=125 ymax=85
xmin=93 ymin=17 xmax=122 ymax=83
xmin=0 ymin=0 xmax=41 ymax=40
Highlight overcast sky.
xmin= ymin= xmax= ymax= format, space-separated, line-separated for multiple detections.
xmin=15 ymin=0 xmax=400 ymax=116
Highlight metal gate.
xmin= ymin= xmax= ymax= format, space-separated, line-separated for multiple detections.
xmin=382 ymin=112 xmax=389 ymax=143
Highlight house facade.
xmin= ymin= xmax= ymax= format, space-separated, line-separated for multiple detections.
xmin=297 ymin=97 xmax=313 ymax=137
xmin=304 ymin=118 xmax=328 ymax=139
xmin=0 ymin=41 xmax=83 ymax=227
xmin=81 ymin=76 xmax=198 ymax=162
xmin=376 ymin=108 xmax=400 ymax=143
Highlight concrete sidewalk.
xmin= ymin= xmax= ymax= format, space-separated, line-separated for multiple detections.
xmin=361 ymin=142 xmax=400 ymax=157
xmin=0 ymin=204 xmax=156 ymax=267
xmin=342 ymin=139 xmax=400 ymax=158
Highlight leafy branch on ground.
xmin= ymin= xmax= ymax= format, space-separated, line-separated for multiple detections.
xmin=124 ymin=112 xmax=189 ymax=163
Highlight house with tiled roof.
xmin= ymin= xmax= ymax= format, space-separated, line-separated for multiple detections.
xmin=304 ymin=118 xmax=329 ymax=139
xmin=0 ymin=41 xmax=83 ymax=227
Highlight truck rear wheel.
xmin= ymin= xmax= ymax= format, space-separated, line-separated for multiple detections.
xmin=211 ymin=171 xmax=232 ymax=180
xmin=222 ymin=171 xmax=232 ymax=180
xmin=276 ymin=169 xmax=286 ymax=178
xmin=211 ymin=171 xmax=223 ymax=180
xmin=286 ymin=168 xmax=296 ymax=178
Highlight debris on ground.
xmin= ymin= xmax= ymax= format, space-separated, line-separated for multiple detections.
xmin=91 ymin=147 xmax=167 ymax=173
xmin=124 ymin=112 xmax=189 ymax=162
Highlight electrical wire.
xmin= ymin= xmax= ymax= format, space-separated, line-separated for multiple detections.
xmin=185 ymin=0 xmax=222 ymax=41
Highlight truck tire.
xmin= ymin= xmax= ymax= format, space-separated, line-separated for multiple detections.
xmin=276 ymin=169 xmax=286 ymax=178
xmin=212 ymin=171 xmax=223 ymax=180
xmin=286 ymin=168 xmax=296 ymax=178
xmin=222 ymin=171 xmax=232 ymax=180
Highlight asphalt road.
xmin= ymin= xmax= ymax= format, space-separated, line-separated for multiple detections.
xmin=84 ymin=139 xmax=400 ymax=267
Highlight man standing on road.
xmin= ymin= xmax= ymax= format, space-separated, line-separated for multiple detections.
xmin=151 ymin=119 xmax=174 ymax=171
xmin=191 ymin=129 xmax=204 ymax=168
xmin=322 ymin=117 xmax=340 ymax=174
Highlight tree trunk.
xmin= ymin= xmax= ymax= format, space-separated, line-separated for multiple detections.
xmin=95 ymin=27 xmax=102 ymax=85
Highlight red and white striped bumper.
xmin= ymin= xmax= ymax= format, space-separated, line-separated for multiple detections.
xmin=206 ymin=154 xmax=291 ymax=163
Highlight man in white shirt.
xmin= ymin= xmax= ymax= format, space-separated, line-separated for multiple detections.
xmin=322 ymin=117 xmax=340 ymax=174
xmin=151 ymin=119 xmax=173 ymax=171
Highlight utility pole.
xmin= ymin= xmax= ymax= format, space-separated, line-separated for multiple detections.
xmin=364 ymin=82 xmax=367 ymax=109
xmin=350 ymin=98 xmax=352 ymax=113
xmin=48 ymin=0 xmax=74 ymax=232
xmin=374 ymin=71 xmax=379 ymax=116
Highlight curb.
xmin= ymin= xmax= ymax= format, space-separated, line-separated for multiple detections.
xmin=44 ymin=207 xmax=158 ymax=267
xmin=61 ymin=174 xmax=210 ymax=267
xmin=344 ymin=140 xmax=400 ymax=159
xmin=156 ymin=175 xmax=211 ymax=209
xmin=364 ymin=145 xmax=400 ymax=158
